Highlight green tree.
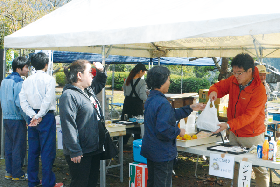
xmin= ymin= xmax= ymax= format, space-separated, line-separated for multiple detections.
xmin=0 ymin=0 xmax=71 ymax=49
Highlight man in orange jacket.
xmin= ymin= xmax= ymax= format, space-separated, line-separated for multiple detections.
xmin=209 ymin=53 xmax=269 ymax=187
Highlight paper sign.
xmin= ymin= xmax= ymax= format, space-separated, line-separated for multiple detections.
xmin=57 ymin=127 xmax=63 ymax=150
xmin=238 ymin=161 xmax=252 ymax=187
xmin=209 ymin=153 xmax=235 ymax=179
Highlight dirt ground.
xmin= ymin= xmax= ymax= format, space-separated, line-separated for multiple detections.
xmin=1 ymin=136 xmax=280 ymax=187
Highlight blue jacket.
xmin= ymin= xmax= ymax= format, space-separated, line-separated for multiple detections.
xmin=0 ymin=72 xmax=27 ymax=120
xmin=140 ymin=90 xmax=193 ymax=162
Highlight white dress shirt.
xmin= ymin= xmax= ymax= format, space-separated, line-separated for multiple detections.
xmin=19 ymin=70 xmax=56 ymax=119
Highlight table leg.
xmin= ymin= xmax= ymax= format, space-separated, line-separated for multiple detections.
xmin=270 ymin=168 xmax=273 ymax=187
xmin=195 ymin=155 xmax=199 ymax=178
xmin=100 ymin=160 xmax=106 ymax=187
xmin=119 ymin=136 xmax=123 ymax=182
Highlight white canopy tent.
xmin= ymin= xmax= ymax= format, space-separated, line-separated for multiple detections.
xmin=4 ymin=0 xmax=280 ymax=60
xmin=4 ymin=0 xmax=280 ymax=185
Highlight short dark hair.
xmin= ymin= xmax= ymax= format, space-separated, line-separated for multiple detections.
xmin=64 ymin=59 xmax=90 ymax=84
xmin=12 ymin=57 xmax=29 ymax=72
xmin=29 ymin=52 xmax=49 ymax=70
xmin=231 ymin=53 xmax=255 ymax=74
xmin=146 ymin=66 xmax=170 ymax=90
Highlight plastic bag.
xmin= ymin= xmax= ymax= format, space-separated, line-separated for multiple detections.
xmin=196 ymin=99 xmax=219 ymax=132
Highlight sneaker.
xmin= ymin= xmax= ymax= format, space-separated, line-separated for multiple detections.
xmin=5 ymin=172 xmax=12 ymax=180
xmin=12 ymin=173 xmax=28 ymax=181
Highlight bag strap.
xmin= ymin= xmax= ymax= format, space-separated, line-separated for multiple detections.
xmin=70 ymin=88 xmax=105 ymax=126
xmin=129 ymin=78 xmax=141 ymax=98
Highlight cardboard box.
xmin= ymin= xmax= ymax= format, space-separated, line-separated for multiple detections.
xmin=133 ymin=139 xmax=147 ymax=164
xmin=199 ymin=89 xmax=229 ymax=114
xmin=129 ymin=162 xmax=148 ymax=187
xmin=199 ymin=89 xmax=221 ymax=105
xmin=165 ymin=93 xmax=198 ymax=108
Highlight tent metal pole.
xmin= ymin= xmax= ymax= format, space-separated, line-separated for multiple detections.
xmin=259 ymin=47 xmax=263 ymax=63
xmin=181 ymin=65 xmax=183 ymax=94
xmin=253 ymin=38 xmax=261 ymax=62
xmin=158 ymin=57 xmax=160 ymax=66
xmin=100 ymin=45 xmax=106 ymax=187
xmin=1 ymin=48 xmax=6 ymax=159
xmin=112 ymin=64 xmax=115 ymax=102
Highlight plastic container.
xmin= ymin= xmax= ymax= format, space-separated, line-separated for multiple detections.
xmin=133 ymin=139 xmax=147 ymax=164
xmin=276 ymin=138 xmax=280 ymax=162
xmin=185 ymin=112 xmax=197 ymax=134
xmin=268 ymin=137 xmax=276 ymax=161
xmin=262 ymin=137 xmax=269 ymax=160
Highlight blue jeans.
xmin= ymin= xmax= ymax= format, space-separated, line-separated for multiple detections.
xmin=147 ymin=159 xmax=174 ymax=187
xmin=27 ymin=113 xmax=56 ymax=187
xmin=4 ymin=119 xmax=27 ymax=178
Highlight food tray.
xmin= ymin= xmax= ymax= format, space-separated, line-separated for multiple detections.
xmin=105 ymin=124 xmax=126 ymax=132
xmin=115 ymin=121 xmax=138 ymax=125
xmin=207 ymin=144 xmax=248 ymax=155
xmin=177 ymin=135 xmax=222 ymax=147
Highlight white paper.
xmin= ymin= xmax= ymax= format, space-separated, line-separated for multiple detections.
xmin=238 ymin=161 xmax=252 ymax=187
xmin=57 ymin=127 xmax=63 ymax=150
xmin=209 ymin=153 xmax=234 ymax=179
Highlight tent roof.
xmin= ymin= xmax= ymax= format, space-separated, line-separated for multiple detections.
xmin=52 ymin=51 xmax=220 ymax=66
xmin=5 ymin=0 xmax=280 ymax=58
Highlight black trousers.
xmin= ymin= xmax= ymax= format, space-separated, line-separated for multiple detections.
xmin=65 ymin=153 xmax=101 ymax=187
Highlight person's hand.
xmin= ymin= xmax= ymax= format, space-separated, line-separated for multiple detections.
xmin=190 ymin=103 xmax=206 ymax=111
xmin=212 ymin=122 xmax=227 ymax=134
xmin=146 ymin=89 xmax=150 ymax=96
xmin=71 ymin=155 xmax=83 ymax=163
xmin=179 ymin=128 xmax=186 ymax=137
xmin=93 ymin=62 xmax=104 ymax=72
xmin=28 ymin=117 xmax=42 ymax=127
xmin=209 ymin=91 xmax=217 ymax=102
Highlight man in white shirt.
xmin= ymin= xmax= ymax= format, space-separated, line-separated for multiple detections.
xmin=19 ymin=52 xmax=56 ymax=187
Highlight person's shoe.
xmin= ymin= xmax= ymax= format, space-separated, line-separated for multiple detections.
xmin=5 ymin=172 xmax=12 ymax=180
xmin=12 ymin=173 xmax=28 ymax=181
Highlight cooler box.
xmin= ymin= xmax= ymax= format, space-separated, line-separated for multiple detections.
xmin=133 ymin=139 xmax=147 ymax=164
xmin=129 ymin=162 xmax=148 ymax=187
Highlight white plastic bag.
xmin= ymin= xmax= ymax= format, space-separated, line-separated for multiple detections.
xmin=196 ymin=99 xmax=219 ymax=132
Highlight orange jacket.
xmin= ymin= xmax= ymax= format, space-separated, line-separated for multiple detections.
xmin=209 ymin=67 xmax=266 ymax=137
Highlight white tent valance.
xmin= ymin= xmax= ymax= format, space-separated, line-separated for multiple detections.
xmin=4 ymin=0 xmax=280 ymax=58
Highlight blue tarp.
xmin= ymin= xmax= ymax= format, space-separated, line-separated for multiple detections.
xmin=52 ymin=51 xmax=221 ymax=66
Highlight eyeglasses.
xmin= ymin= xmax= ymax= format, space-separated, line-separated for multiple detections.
xmin=232 ymin=71 xmax=246 ymax=77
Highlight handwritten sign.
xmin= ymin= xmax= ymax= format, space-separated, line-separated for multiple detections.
xmin=209 ymin=153 xmax=234 ymax=179
xmin=238 ymin=161 xmax=252 ymax=187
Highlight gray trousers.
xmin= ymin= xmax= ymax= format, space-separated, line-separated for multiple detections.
xmin=229 ymin=131 xmax=269 ymax=187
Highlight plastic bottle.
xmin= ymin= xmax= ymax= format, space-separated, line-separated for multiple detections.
xmin=276 ymin=138 xmax=280 ymax=162
xmin=262 ymin=137 xmax=269 ymax=160
xmin=268 ymin=137 xmax=276 ymax=161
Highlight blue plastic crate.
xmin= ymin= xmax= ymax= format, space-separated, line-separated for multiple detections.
xmin=133 ymin=139 xmax=147 ymax=164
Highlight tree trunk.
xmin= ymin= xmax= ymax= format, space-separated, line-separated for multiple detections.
xmin=218 ymin=58 xmax=232 ymax=81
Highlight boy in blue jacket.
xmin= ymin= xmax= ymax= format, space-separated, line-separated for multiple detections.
xmin=0 ymin=57 xmax=29 ymax=181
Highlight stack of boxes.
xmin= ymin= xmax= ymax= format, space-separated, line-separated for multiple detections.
xmin=130 ymin=139 xmax=148 ymax=187
xmin=199 ymin=89 xmax=229 ymax=117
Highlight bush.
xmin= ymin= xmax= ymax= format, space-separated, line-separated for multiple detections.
xmin=56 ymin=72 xmax=67 ymax=87
xmin=106 ymin=71 xmax=210 ymax=93
xmin=106 ymin=72 xmax=130 ymax=90
xmin=169 ymin=76 xmax=210 ymax=93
